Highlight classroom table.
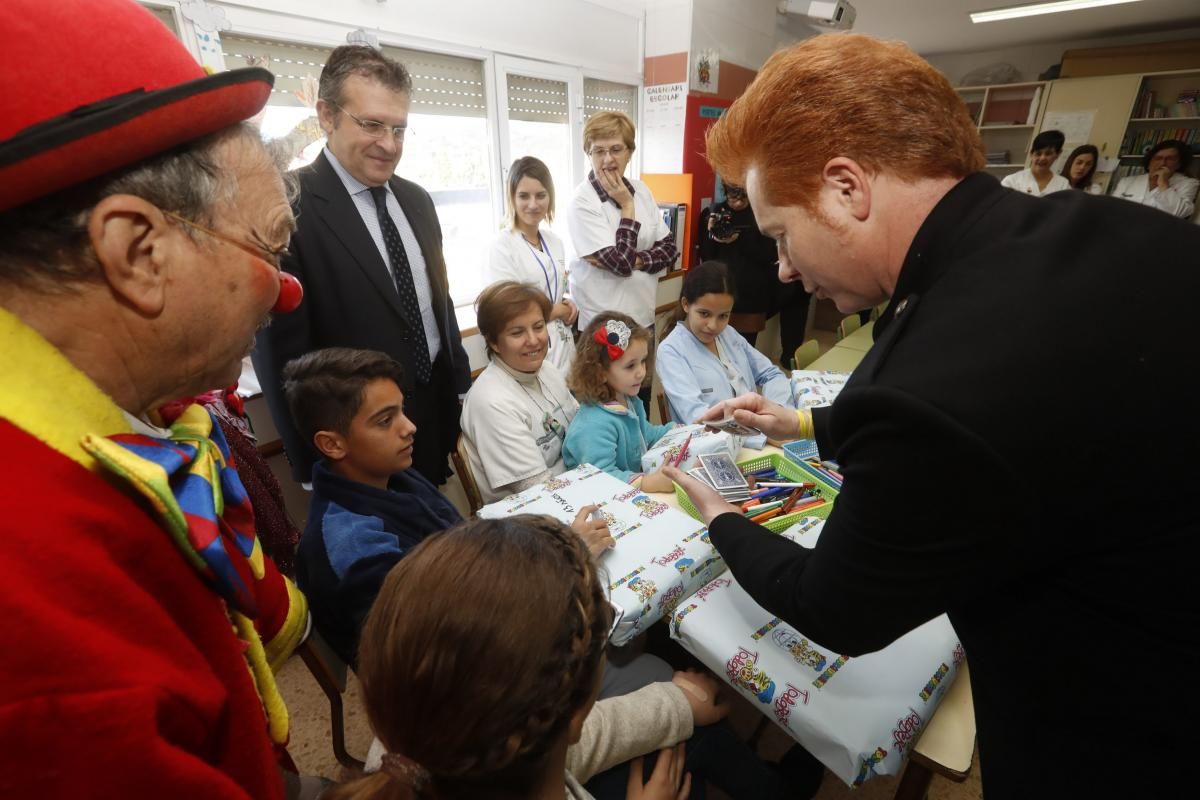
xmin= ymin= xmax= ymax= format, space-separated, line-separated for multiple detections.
xmin=807 ymin=344 xmax=868 ymax=373
xmin=660 ymin=443 xmax=976 ymax=796
xmin=836 ymin=320 xmax=875 ymax=351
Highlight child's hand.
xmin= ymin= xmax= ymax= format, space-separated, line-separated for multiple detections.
xmin=571 ymin=505 xmax=615 ymax=559
xmin=639 ymin=465 xmax=674 ymax=494
xmin=626 ymin=743 xmax=691 ymax=800
xmin=672 ymin=669 xmax=730 ymax=727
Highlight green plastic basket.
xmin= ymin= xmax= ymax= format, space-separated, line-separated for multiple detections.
xmin=674 ymin=452 xmax=840 ymax=533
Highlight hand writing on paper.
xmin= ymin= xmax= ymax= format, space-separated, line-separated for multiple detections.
xmin=696 ymin=394 xmax=799 ymax=441
xmin=672 ymin=669 xmax=730 ymax=727
xmin=572 ymin=505 xmax=614 ymax=559
xmin=627 ymin=743 xmax=691 ymax=800
xmin=664 ymin=466 xmax=738 ymax=525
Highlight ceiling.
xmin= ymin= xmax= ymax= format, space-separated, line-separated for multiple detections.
xmin=777 ymin=0 xmax=1200 ymax=56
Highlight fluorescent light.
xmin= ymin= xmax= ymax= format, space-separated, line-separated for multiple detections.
xmin=971 ymin=0 xmax=1142 ymax=24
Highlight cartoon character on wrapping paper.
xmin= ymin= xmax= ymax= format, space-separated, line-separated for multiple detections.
xmin=726 ymin=647 xmax=776 ymax=704
xmin=771 ymin=628 xmax=828 ymax=673
xmin=631 ymin=494 xmax=667 ymax=519
xmin=626 ymin=575 xmax=658 ymax=617
xmin=673 ymin=557 xmax=695 ymax=575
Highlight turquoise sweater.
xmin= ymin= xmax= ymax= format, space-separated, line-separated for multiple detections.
xmin=562 ymin=398 xmax=675 ymax=482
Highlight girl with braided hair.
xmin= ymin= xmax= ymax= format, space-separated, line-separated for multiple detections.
xmin=325 ymin=514 xmax=695 ymax=800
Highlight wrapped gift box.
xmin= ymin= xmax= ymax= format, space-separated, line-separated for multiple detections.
xmin=479 ymin=465 xmax=726 ymax=644
xmin=670 ymin=517 xmax=963 ymax=787
xmin=789 ymin=370 xmax=850 ymax=409
xmin=640 ymin=423 xmax=740 ymax=474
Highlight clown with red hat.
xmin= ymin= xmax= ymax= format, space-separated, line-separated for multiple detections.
xmin=0 ymin=2 xmax=312 ymax=797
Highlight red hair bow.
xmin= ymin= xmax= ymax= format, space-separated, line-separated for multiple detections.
xmin=593 ymin=319 xmax=631 ymax=361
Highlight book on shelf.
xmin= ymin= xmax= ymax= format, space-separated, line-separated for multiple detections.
xmin=1025 ymin=86 xmax=1041 ymax=126
xmin=985 ymin=151 xmax=1010 ymax=165
xmin=1120 ymin=125 xmax=1199 ymax=158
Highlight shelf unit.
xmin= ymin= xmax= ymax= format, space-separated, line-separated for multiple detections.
xmin=956 ymin=81 xmax=1048 ymax=175
xmin=1113 ymin=69 xmax=1200 ymax=189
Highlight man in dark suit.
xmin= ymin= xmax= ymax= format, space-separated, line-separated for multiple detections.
xmin=670 ymin=34 xmax=1199 ymax=799
xmin=255 ymin=45 xmax=469 ymax=486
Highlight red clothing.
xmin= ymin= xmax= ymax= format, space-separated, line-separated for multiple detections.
xmin=0 ymin=419 xmax=284 ymax=799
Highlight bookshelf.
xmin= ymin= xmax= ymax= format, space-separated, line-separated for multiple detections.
xmin=956 ymin=81 xmax=1048 ymax=176
xmin=1112 ymin=69 xmax=1200 ymax=190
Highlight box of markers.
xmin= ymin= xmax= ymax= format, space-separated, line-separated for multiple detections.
xmin=674 ymin=452 xmax=840 ymax=533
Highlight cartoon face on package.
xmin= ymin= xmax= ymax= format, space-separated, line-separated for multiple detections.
xmin=771 ymin=628 xmax=828 ymax=672
xmin=725 ymin=647 xmax=776 ymax=704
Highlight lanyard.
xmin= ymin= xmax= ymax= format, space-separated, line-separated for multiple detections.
xmin=522 ymin=232 xmax=558 ymax=303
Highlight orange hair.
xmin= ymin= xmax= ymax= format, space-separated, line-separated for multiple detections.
xmin=705 ymin=34 xmax=984 ymax=213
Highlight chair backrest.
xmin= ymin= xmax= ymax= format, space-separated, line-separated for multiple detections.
xmin=656 ymin=391 xmax=673 ymax=425
xmin=837 ymin=315 xmax=862 ymax=340
xmin=792 ymin=339 xmax=821 ymax=370
xmin=451 ymin=434 xmax=483 ymax=515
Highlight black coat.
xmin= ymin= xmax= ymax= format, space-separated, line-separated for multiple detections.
xmin=698 ymin=201 xmax=799 ymax=315
xmin=254 ymin=152 xmax=471 ymax=484
xmin=710 ymin=173 xmax=1200 ymax=797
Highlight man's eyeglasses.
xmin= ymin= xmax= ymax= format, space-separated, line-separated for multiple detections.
xmin=162 ymin=210 xmax=290 ymax=269
xmin=331 ymin=101 xmax=408 ymax=140
xmin=589 ymin=144 xmax=628 ymax=159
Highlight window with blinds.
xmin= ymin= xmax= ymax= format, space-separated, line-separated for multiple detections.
xmin=140 ymin=4 xmax=179 ymax=36
xmin=584 ymin=78 xmax=638 ymax=121
xmin=220 ymin=35 xmax=485 ymax=118
xmin=505 ymin=75 xmax=569 ymax=124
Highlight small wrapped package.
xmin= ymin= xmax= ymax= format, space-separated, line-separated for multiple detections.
xmin=479 ymin=465 xmax=725 ymax=645
xmin=640 ymin=423 xmax=739 ymax=474
xmin=670 ymin=517 xmax=963 ymax=787
xmin=789 ymin=370 xmax=850 ymax=409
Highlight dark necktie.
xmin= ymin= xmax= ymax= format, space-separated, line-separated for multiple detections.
xmin=369 ymin=185 xmax=432 ymax=384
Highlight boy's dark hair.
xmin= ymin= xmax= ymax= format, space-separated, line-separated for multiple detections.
xmin=282 ymin=348 xmax=405 ymax=445
xmin=1031 ymin=129 xmax=1065 ymax=153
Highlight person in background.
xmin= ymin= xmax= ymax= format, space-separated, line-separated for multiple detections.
xmin=657 ymin=261 xmax=792 ymax=439
xmin=672 ymin=32 xmax=1199 ymax=798
xmin=461 ymin=281 xmax=580 ymax=503
xmin=1001 ymin=129 xmax=1070 ymax=196
xmin=1061 ymin=144 xmax=1102 ymax=194
xmin=1113 ymin=138 xmax=1199 ymax=219
xmin=487 ymin=156 xmax=578 ymax=372
xmin=568 ymin=111 xmax=677 ymax=412
xmin=0 ymin=1 xmax=310 ymax=795
xmin=254 ymin=45 xmax=471 ymax=488
xmin=699 ymin=181 xmax=809 ymax=362
xmin=563 ymin=313 xmax=675 ymax=491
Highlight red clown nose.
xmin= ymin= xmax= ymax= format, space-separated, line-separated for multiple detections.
xmin=273 ymin=272 xmax=304 ymax=314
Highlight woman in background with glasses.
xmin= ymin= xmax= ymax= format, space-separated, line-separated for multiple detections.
xmin=487 ymin=156 xmax=578 ymax=372
xmin=567 ymin=111 xmax=677 ymax=412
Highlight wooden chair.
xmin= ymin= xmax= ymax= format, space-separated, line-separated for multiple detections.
xmin=450 ymin=434 xmax=483 ymax=515
xmin=656 ymin=392 xmax=673 ymax=425
xmin=296 ymin=628 xmax=365 ymax=770
xmin=837 ymin=315 xmax=862 ymax=340
xmin=792 ymin=339 xmax=821 ymax=370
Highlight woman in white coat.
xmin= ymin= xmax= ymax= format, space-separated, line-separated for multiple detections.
xmin=487 ymin=156 xmax=578 ymax=372
xmin=1061 ymin=144 xmax=1103 ymax=195
xmin=1113 ymin=139 xmax=1199 ymax=220
xmin=1001 ymin=129 xmax=1070 ymax=197
xmin=657 ymin=261 xmax=793 ymax=448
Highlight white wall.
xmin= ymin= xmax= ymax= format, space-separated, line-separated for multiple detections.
xmin=923 ymin=26 xmax=1200 ymax=86
xmin=691 ymin=0 xmax=779 ymax=70
xmin=645 ymin=0 xmax=691 ymax=58
xmin=213 ymin=0 xmax=643 ymax=80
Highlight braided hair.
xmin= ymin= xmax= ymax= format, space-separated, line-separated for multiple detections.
xmin=325 ymin=515 xmax=612 ymax=800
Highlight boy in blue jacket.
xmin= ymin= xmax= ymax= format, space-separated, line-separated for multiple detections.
xmin=283 ymin=348 xmax=461 ymax=666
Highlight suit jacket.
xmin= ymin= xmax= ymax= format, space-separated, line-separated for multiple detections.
xmin=709 ymin=173 xmax=1200 ymax=797
xmin=254 ymin=152 xmax=470 ymax=482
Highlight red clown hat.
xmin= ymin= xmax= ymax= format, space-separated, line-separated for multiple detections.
xmin=0 ymin=0 xmax=274 ymax=213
